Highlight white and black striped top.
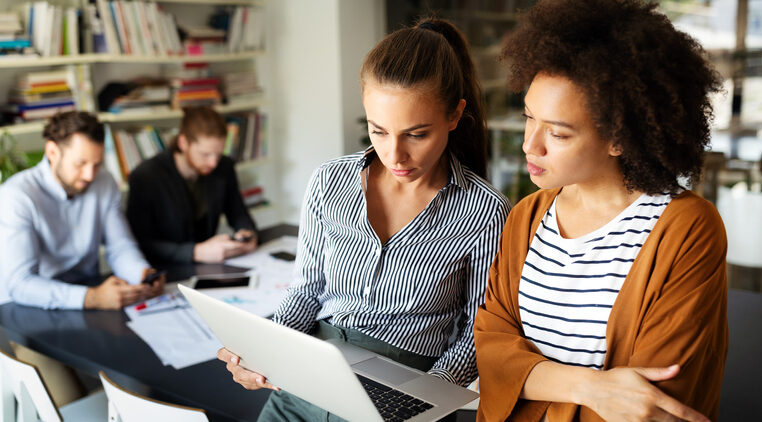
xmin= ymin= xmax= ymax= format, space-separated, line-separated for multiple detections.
xmin=519 ymin=193 xmax=671 ymax=369
xmin=273 ymin=149 xmax=510 ymax=386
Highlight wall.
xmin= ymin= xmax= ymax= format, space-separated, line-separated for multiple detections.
xmin=264 ymin=0 xmax=385 ymax=224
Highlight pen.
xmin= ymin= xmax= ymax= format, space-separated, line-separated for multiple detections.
xmin=134 ymin=292 xmax=177 ymax=311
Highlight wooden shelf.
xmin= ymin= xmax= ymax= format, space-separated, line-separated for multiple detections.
xmin=101 ymin=97 xmax=267 ymax=123
xmin=0 ymin=50 xmax=264 ymax=69
xmin=0 ymin=121 xmax=45 ymax=137
xmin=104 ymin=51 xmax=264 ymax=64
xmin=0 ymin=97 xmax=266 ymax=134
xmin=157 ymin=0 xmax=264 ymax=6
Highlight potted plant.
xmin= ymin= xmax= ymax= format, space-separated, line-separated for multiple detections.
xmin=0 ymin=131 xmax=29 ymax=184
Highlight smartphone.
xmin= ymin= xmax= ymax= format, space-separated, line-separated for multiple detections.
xmin=270 ymin=251 xmax=296 ymax=262
xmin=230 ymin=233 xmax=254 ymax=242
xmin=141 ymin=270 xmax=166 ymax=285
xmin=193 ymin=275 xmax=251 ymax=289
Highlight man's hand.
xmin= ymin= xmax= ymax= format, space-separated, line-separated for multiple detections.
xmin=141 ymin=268 xmax=166 ymax=299
xmin=193 ymin=234 xmax=247 ymax=263
xmin=229 ymin=229 xmax=258 ymax=257
xmin=84 ymin=276 xmax=151 ymax=310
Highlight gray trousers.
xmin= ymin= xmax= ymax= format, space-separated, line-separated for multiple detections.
xmin=257 ymin=320 xmax=440 ymax=422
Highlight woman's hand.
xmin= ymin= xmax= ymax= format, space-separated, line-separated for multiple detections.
xmin=216 ymin=348 xmax=280 ymax=391
xmin=581 ymin=364 xmax=709 ymax=422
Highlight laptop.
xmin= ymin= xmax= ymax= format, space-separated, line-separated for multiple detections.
xmin=177 ymin=284 xmax=479 ymax=422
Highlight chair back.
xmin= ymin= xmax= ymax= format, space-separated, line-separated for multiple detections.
xmin=99 ymin=371 xmax=208 ymax=422
xmin=0 ymin=348 xmax=62 ymax=422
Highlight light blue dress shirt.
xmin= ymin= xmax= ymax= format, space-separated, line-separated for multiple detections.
xmin=0 ymin=157 xmax=148 ymax=309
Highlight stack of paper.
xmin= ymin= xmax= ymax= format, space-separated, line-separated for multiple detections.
xmin=124 ymin=236 xmax=298 ymax=370
xmin=125 ymin=292 xmax=222 ymax=370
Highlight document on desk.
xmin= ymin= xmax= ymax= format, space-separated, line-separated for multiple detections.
xmin=225 ymin=235 xmax=298 ymax=269
xmin=125 ymin=292 xmax=223 ymax=369
xmin=224 ymin=235 xmax=297 ymax=315
xmin=125 ymin=233 xmax=298 ymax=369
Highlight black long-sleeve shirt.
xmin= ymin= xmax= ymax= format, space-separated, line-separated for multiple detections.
xmin=127 ymin=150 xmax=257 ymax=264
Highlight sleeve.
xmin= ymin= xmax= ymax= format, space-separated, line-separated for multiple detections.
xmin=0 ymin=190 xmax=88 ymax=309
xmin=473 ymin=206 xmax=550 ymax=422
xmin=103 ymin=175 xmax=150 ymax=284
xmin=428 ymin=200 xmax=510 ymax=387
xmin=221 ymin=159 xmax=257 ymax=235
xmin=625 ymin=204 xmax=728 ymax=420
xmin=271 ymin=167 xmax=326 ymax=333
xmin=127 ymin=167 xmax=195 ymax=263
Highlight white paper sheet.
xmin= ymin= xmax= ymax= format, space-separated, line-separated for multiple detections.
xmin=225 ymin=236 xmax=298 ymax=270
xmin=126 ymin=301 xmax=222 ymax=370
xmin=124 ymin=236 xmax=298 ymax=369
xmin=197 ymin=286 xmax=288 ymax=317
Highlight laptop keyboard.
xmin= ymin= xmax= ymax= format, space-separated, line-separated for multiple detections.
xmin=357 ymin=374 xmax=434 ymax=421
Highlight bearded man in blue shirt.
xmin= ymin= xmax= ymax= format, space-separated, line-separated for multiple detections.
xmin=0 ymin=111 xmax=164 ymax=310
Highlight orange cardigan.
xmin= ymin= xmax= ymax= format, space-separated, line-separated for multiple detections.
xmin=474 ymin=189 xmax=728 ymax=421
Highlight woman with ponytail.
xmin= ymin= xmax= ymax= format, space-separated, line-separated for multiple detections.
xmin=218 ymin=18 xmax=510 ymax=421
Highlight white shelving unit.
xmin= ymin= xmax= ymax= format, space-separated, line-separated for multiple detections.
xmin=0 ymin=51 xmax=264 ymax=69
xmin=1 ymin=0 xmax=272 ymax=208
xmin=1 ymin=96 xmax=267 ymax=135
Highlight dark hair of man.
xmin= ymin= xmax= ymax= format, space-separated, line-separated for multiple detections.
xmin=360 ymin=18 xmax=489 ymax=179
xmin=170 ymin=106 xmax=228 ymax=152
xmin=502 ymin=0 xmax=723 ymax=194
xmin=42 ymin=111 xmax=105 ymax=145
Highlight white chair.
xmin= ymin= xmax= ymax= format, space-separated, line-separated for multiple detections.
xmin=0 ymin=348 xmax=107 ymax=422
xmin=99 ymin=371 xmax=208 ymax=422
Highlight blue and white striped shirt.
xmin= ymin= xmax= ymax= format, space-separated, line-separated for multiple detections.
xmin=519 ymin=193 xmax=671 ymax=369
xmin=273 ymin=149 xmax=510 ymax=386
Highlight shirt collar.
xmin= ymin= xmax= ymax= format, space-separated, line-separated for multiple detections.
xmin=355 ymin=146 xmax=470 ymax=191
xmin=39 ymin=156 xmax=71 ymax=201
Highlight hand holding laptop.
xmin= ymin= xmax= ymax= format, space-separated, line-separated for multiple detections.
xmin=217 ymin=347 xmax=280 ymax=391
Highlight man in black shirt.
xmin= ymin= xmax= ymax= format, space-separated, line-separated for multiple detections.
xmin=127 ymin=107 xmax=257 ymax=264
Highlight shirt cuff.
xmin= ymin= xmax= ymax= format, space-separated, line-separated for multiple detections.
xmin=427 ymin=368 xmax=457 ymax=385
xmin=67 ymin=284 xmax=89 ymax=310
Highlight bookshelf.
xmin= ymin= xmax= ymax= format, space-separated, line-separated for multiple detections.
xmin=0 ymin=0 xmax=273 ymax=222
xmin=0 ymin=51 xmax=264 ymax=69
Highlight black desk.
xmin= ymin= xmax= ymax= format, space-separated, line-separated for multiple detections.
xmin=0 ymin=224 xmax=297 ymax=422
xmin=4 ymin=223 xmax=754 ymax=421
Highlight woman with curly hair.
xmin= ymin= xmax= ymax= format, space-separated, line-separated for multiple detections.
xmin=474 ymin=0 xmax=726 ymax=421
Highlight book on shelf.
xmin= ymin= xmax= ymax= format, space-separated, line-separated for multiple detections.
xmin=209 ymin=5 xmax=265 ymax=53
xmin=0 ymin=12 xmax=28 ymax=56
xmin=225 ymin=110 xmax=267 ymax=162
xmin=240 ymin=184 xmax=266 ymax=208
xmin=223 ymin=71 xmax=261 ymax=104
xmin=3 ymin=64 xmax=94 ymax=123
xmin=104 ymin=124 xmax=173 ymax=182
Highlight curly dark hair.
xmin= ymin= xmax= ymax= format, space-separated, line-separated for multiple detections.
xmin=502 ymin=0 xmax=722 ymax=194
xmin=43 ymin=111 xmax=104 ymax=145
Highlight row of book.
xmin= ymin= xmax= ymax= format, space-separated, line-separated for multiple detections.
xmin=104 ymin=63 xmax=259 ymax=113
xmin=7 ymin=1 xmax=265 ymax=58
xmin=0 ymin=12 xmax=32 ymax=56
xmin=92 ymin=0 xmax=184 ymax=56
xmin=209 ymin=6 xmax=265 ymax=54
xmin=102 ymin=110 xmax=267 ymax=186
xmin=225 ymin=110 xmax=268 ymax=163
xmin=3 ymin=66 xmax=94 ymax=123
xmin=103 ymin=122 xmax=267 ymax=207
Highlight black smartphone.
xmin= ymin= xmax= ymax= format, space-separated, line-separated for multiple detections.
xmin=141 ymin=270 xmax=166 ymax=285
xmin=194 ymin=276 xmax=250 ymax=289
xmin=270 ymin=251 xmax=296 ymax=262
xmin=230 ymin=233 xmax=254 ymax=242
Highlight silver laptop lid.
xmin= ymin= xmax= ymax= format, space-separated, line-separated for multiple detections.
xmin=178 ymin=284 xmax=383 ymax=422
